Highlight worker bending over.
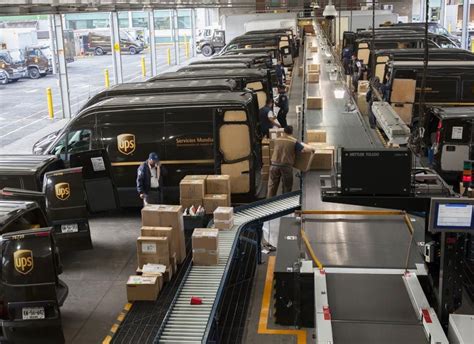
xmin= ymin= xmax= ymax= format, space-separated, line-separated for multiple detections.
xmin=267 ymin=126 xmax=314 ymax=198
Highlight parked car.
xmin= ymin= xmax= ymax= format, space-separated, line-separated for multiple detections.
xmin=0 ymin=49 xmax=26 ymax=84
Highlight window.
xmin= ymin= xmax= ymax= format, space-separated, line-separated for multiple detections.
xmin=178 ymin=15 xmax=191 ymax=29
xmin=51 ymin=129 xmax=91 ymax=158
xmin=154 ymin=16 xmax=170 ymax=30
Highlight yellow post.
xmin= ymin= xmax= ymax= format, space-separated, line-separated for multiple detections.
xmin=46 ymin=87 xmax=54 ymax=119
xmin=448 ymin=22 xmax=452 ymax=33
xmin=184 ymin=35 xmax=189 ymax=59
xmin=104 ymin=69 xmax=110 ymax=88
xmin=141 ymin=56 xmax=146 ymax=77
xmin=167 ymin=48 xmax=171 ymax=65
xmin=471 ymin=38 xmax=474 ymax=53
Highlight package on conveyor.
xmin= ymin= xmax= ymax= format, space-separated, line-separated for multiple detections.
xmin=126 ymin=275 xmax=160 ymax=301
xmin=137 ymin=236 xmax=170 ymax=268
xmin=357 ymin=80 xmax=370 ymax=93
xmin=308 ymin=72 xmax=319 ymax=83
xmin=179 ymin=177 xmax=206 ymax=209
xmin=357 ymin=92 xmax=369 ymax=116
xmin=141 ymin=205 xmax=186 ymax=264
xmin=306 ymin=129 xmax=327 ymax=143
xmin=213 ymin=207 xmax=234 ymax=230
xmin=192 ymin=228 xmax=219 ymax=265
xmin=307 ymin=96 xmax=323 ymax=110
xmin=269 ymin=128 xmax=284 ymax=139
xmin=309 ymin=147 xmax=334 ymax=170
xmin=203 ymin=194 xmax=229 ymax=214
xmin=308 ymin=64 xmax=320 ymax=73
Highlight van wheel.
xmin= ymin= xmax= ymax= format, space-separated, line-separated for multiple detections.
xmin=0 ymin=71 xmax=7 ymax=85
xmin=201 ymin=45 xmax=214 ymax=57
xmin=129 ymin=46 xmax=137 ymax=55
xmin=28 ymin=67 xmax=41 ymax=79
xmin=94 ymin=47 xmax=105 ymax=56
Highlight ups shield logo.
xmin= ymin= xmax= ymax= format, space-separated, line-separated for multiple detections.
xmin=14 ymin=250 xmax=34 ymax=275
xmin=117 ymin=133 xmax=136 ymax=155
xmin=55 ymin=182 xmax=70 ymax=201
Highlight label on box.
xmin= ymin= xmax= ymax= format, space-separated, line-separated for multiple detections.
xmin=452 ymin=126 xmax=463 ymax=140
xmin=128 ymin=276 xmax=156 ymax=285
xmin=194 ymin=231 xmax=218 ymax=237
xmin=141 ymin=242 xmax=157 ymax=254
xmin=142 ymin=263 xmax=166 ymax=274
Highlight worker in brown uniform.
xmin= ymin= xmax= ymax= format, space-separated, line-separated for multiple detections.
xmin=267 ymin=125 xmax=314 ymax=198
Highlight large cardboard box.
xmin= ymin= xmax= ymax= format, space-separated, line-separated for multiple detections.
xmin=192 ymin=228 xmax=219 ymax=265
xmin=141 ymin=205 xmax=161 ymax=226
xmin=126 ymin=275 xmax=160 ymax=301
xmin=269 ymin=128 xmax=284 ymax=139
xmin=203 ymin=194 xmax=229 ymax=214
xmin=294 ymin=151 xmax=314 ymax=172
xmin=357 ymin=80 xmax=370 ymax=93
xmin=357 ymin=92 xmax=369 ymax=116
xmin=180 ymin=198 xmax=203 ymax=209
xmin=308 ymin=72 xmax=319 ymax=83
xmin=214 ymin=207 xmax=233 ymax=221
xmin=155 ymin=205 xmax=186 ymax=264
xmin=262 ymin=145 xmax=270 ymax=157
xmin=180 ymin=179 xmax=205 ymax=199
xmin=311 ymin=150 xmax=334 ymax=170
xmin=308 ymin=64 xmax=320 ymax=73
xmin=140 ymin=226 xmax=173 ymax=243
xmin=137 ymin=236 xmax=170 ymax=268
xmin=310 ymin=46 xmax=318 ymax=53
xmin=206 ymin=175 xmax=231 ymax=195
xmin=306 ymin=129 xmax=326 ymax=143
xmin=391 ymin=79 xmax=416 ymax=103
xmin=307 ymin=96 xmax=323 ymax=110
xmin=392 ymin=103 xmax=413 ymax=124
xmin=182 ymin=175 xmax=208 ymax=181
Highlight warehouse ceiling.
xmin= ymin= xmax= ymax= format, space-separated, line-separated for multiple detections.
xmin=0 ymin=0 xmax=310 ymax=16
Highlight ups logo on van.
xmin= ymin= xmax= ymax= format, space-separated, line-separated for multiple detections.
xmin=117 ymin=133 xmax=136 ymax=155
xmin=14 ymin=250 xmax=34 ymax=275
xmin=55 ymin=182 xmax=70 ymax=201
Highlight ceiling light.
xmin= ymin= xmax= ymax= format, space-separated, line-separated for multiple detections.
xmin=323 ymin=1 xmax=337 ymax=19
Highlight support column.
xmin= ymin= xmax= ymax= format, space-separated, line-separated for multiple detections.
xmin=148 ymin=10 xmax=157 ymax=76
xmin=53 ymin=14 xmax=71 ymax=119
xmin=128 ymin=11 xmax=133 ymax=29
xmin=191 ymin=8 xmax=197 ymax=57
xmin=439 ymin=0 xmax=446 ymax=26
xmin=419 ymin=0 xmax=427 ymax=24
xmin=48 ymin=14 xmax=57 ymax=75
xmin=462 ymin=0 xmax=471 ymax=50
xmin=172 ymin=9 xmax=180 ymax=65
xmin=110 ymin=11 xmax=123 ymax=84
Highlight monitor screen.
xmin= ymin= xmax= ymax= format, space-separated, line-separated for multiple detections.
xmin=429 ymin=198 xmax=474 ymax=233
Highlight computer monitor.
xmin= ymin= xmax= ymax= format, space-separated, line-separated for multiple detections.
xmin=428 ymin=197 xmax=474 ymax=233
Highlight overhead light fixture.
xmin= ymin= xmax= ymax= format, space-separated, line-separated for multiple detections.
xmin=334 ymin=88 xmax=345 ymax=99
xmin=323 ymin=0 xmax=337 ymax=19
xmin=311 ymin=0 xmax=320 ymax=8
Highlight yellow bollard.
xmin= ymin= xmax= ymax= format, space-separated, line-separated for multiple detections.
xmin=167 ymin=48 xmax=171 ymax=65
xmin=141 ymin=56 xmax=146 ymax=77
xmin=471 ymin=38 xmax=474 ymax=53
xmin=184 ymin=35 xmax=189 ymax=59
xmin=104 ymin=69 xmax=110 ymax=88
xmin=448 ymin=23 xmax=452 ymax=33
xmin=46 ymin=87 xmax=54 ymax=119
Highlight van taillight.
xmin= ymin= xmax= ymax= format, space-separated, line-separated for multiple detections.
xmin=436 ymin=120 xmax=443 ymax=144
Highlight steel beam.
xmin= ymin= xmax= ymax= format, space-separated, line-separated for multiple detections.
xmin=439 ymin=0 xmax=446 ymax=27
xmin=148 ymin=9 xmax=157 ymax=76
xmin=110 ymin=11 xmax=123 ymax=84
xmin=461 ymin=0 xmax=471 ymax=50
xmin=172 ymin=9 xmax=180 ymax=65
xmin=53 ymin=14 xmax=71 ymax=119
xmin=191 ymin=8 xmax=197 ymax=57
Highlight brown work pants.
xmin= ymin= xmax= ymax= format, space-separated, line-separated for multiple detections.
xmin=267 ymin=165 xmax=293 ymax=198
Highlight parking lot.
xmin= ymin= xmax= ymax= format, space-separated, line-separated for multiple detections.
xmin=0 ymin=45 xmax=187 ymax=148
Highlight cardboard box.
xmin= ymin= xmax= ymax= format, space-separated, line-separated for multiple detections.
xmin=141 ymin=205 xmax=161 ymax=226
xmin=192 ymin=228 xmax=219 ymax=266
xmin=269 ymin=128 xmax=284 ymax=139
xmin=221 ymin=161 xmax=249 ymax=194
xmin=262 ymin=165 xmax=270 ymax=174
xmin=294 ymin=151 xmax=314 ymax=172
xmin=155 ymin=205 xmax=186 ymax=264
xmin=357 ymin=80 xmax=370 ymax=93
xmin=262 ymin=155 xmax=270 ymax=165
xmin=262 ymin=145 xmax=270 ymax=157
xmin=306 ymin=129 xmax=326 ymax=143
xmin=298 ymin=65 xmax=303 ymax=77
xmin=357 ymin=92 xmax=369 ymax=116
xmin=391 ymin=79 xmax=416 ymax=103
xmin=213 ymin=218 xmax=234 ymax=230
xmin=182 ymin=175 xmax=208 ymax=181
xmin=180 ymin=198 xmax=203 ymax=209
xmin=206 ymin=175 xmax=231 ymax=195
xmin=180 ymin=179 xmax=205 ymax=199
xmin=308 ymin=72 xmax=319 ymax=83
xmin=126 ymin=275 xmax=160 ymax=301
xmin=310 ymin=46 xmax=318 ymax=53
xmin=311 ymin=150 xmax=334 ymax=170
xmin=214 ymin=207 xmax=234 ymax=221
xmin=203 ymin=194 xmax=229 ymax=214
xmin=137 ymin=236 xmax=170 ymax=268
xmin=141 ymin=226 xmax=173 ymax=243
xmin=307 ymin=96 xmax=323 ymax=110
xmin=308 ymin=64 xmax=320 ymax=73
xmin=392 ymin=103 xmax=413 ymax=124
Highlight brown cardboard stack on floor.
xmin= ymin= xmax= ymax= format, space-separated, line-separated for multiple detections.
xmin=204 ymin=175 xmax=231 ymax=214
xmin=305 ymin=129 xmax=335 ymax=170
xmin=179 ymin=176 xmax=206 ymax=209
xmin=390 ymin=79 xmax=416 ymax=124
xmin=213 ymin=207 xmax=234 ymax=230
xmin=140 ymin=226 xmax=177 ymax=280
xmin=192 ymin=228 xmax=219 ymax=265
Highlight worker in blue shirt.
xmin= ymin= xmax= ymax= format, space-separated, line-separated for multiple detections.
xmin=275 ymin=85 xmax=289 ymax=128
xmin=275 ymin=60 xmax=286 ymax=86
xmin=136 ymin=152 xmax=167 ymax=205
xmin=259 ymin=98 xmax=281 ymax=137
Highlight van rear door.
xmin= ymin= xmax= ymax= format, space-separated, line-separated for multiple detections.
xmin=69 ymin=149 xmax=119 ymax=212
xmin=440 ymin=119 xmax=473 ymax=172
xmin=43 ymin=167 xmax=92 ymax=250
xmin=0 ymin=228 xmax=65 ymax=343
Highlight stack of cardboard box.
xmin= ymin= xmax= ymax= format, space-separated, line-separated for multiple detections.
xmin=139 ymin=226 xmax=177 ymax=280
xmin=204 ymin=175 xmax=231 ymax=214
xmin=213 ymin=207 xmax=234 ymax=230
xmin=192 ymin=228 xmax=219 ymax=265
xmin=390 ymin=79 xmax=416 ymax=124
xmin=308 ymin=63 xmax=320 ymax=84
xmin=179 ymin=176 xmax=206 ymax=209
xmin=356 ymin=80 xmax=369 ymax=116
xmin=261 ymin=142 xmax=271 ymax=182
xmin=306 ymin=129 xmax=335 ymax=171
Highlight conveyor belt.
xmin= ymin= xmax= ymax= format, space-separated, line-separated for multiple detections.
xmin=155 ymin=191 xmax=301 ymax=343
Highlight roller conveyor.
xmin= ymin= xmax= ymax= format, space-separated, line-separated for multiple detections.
xmin=155 ymin=192 xmax=301 ymax=343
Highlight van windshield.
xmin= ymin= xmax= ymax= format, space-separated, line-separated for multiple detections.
xmin=9 ymin=50 xmax=24 ymax=63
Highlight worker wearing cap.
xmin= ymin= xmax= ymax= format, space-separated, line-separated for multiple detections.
xmin=259 ymin=98 xmax=281 ymax=137
xmin=267 ymin=126 xmax=314 ymax=198
xmin=137 ymin=152 xmax=166 ymax=205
